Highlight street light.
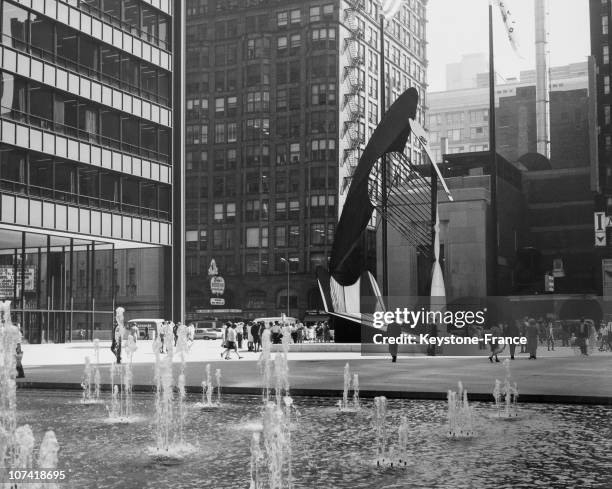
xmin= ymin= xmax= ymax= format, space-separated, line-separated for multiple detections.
xmin=280 ymin=257 xmax=297 ymax=319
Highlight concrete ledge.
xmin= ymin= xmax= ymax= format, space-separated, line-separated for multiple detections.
xmin=16 ymin=381 xmax=612 ymax=406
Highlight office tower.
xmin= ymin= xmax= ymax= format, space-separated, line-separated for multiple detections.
xmin=0 ymin=0 xmax=181 ymax=341
xmin=185 ymin=0 xmax=427 ymax=320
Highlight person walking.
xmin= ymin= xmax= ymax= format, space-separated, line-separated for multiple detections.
xmin=252 ymin=322 xmax=261 ymax=352
xmin=16 ymin=341 xmax=24 ymax=378
xmin=488 ymin=323 xmax=503 ymax=363
xmin=221 ymin=324 xmax=242 ymax=359
xmin=520 ymin=317 xmax=528 ymax=353
xmin=387 ymin=321 xmax=401 ymax=363
xmin=546 ymin=320 xmax=555 ymax=351
xmin=526 ymin=318 xmax=539 ymax=359
xmin=577 ymin=318 xmax=589 ymax=356
xmin=506 ymin=320 xmax=521 ymax=360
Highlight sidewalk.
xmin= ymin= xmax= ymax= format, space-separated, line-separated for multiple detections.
xmin=16 ymin=340 xmax=612 ymax=405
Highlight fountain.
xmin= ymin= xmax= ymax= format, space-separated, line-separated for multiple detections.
xmin=216 ymin=368 xmax=222 ymax=406
xmin=373 ymin=396 xmax=388 ymax=466
xmin=249 ymin=431 xmax=263 ymax=489
xmin=81 ymin=356 xmax=93 ymax=404
xmin=0 ymin=301 xmax=59 ymax=479
xmin=446 ymin=381 xmax=475 ymax=439
xmin=258 ymin=325 xmax=273 ymax=403
xmin=493 ymin=359 xmax=519 ymax=419
xmin=338 ymin=364 xmax=361 ymax=412
xmin=93 ymin=339 xmax=101 ymax=402
xmin=106 ymin=308 xmax=138 ymax=421
xmin=197 ymin=364 xmax=215 ymax=408
xmin=149 ymin=322 xmax=195 ymax=458
xmin=352 ymin=374 xmax=360 ymax=410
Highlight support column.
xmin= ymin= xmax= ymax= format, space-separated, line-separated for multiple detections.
xmin=69 ymin=238 xmax=74 ymax=342
xmin=20 ymin=231 xmax=25 ymax=329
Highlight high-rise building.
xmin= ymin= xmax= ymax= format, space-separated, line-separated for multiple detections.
xmin=590 ymin=0 xmax=612 ymax=199
xmin=184 ymin=0 xmax=427 ymax=320
xmin=0 ymin=0 xmax=182 ymax=341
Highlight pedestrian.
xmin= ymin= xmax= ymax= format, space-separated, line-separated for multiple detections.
xmin=236 ymin=322 xmax=243 ymax=349
xmin=520 ymin=317 xmax=528 ymax=353
xmin=252 ymin=322 xmax=261 ymax=352
xmin=505 ymin=320 xmax=521 ymax=359
xmin=488 ymin=323 xmax=503 ymax=363
xmin=576 ymin=318 xmax=588 ymax=356
xmin=221 ymin=324 xmax=242 ymax=359
xmin=111 ymin=319 xmax=122 ymax=364
xmin=247 ymin=322 xmax=254 ymax=351
xmin=387 ymin=321 xmax=401 ymax=363
xmin=546 ymin=320 xmax=555 ymax=351
xmin=173 ymin=322 xmax=179 ymax=346
xmin=271 ymin=321 xmax=282 ymax=344
xmin=526 ymin=318 xmax=539 ymax=359
xmin=16 ymin=341 xmax=24 ymax=378
xmin=144 ymin=326 xmax=150 ymax=340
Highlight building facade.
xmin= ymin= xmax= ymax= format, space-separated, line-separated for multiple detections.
xmin=0 ymin=0 xmax=181 ymax=341
xmin=427 ymin=62 xmax=589 ymax=165
xmin=184 ymin=0 xmax=427 ymax=320
xmin=186 ymin=0 xmax=425 ymax=317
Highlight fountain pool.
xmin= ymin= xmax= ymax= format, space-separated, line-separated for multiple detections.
xmin=14 ymin=390 xmax=612 ymax=489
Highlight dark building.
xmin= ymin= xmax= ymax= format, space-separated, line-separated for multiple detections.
xmin=497 ymin=86 xmax=591 ymax=169
xmin=0 ymin=0 xmax=182 ymax=341
xmin=184 ymin=0 xmax=428 ymax=320
xmin=590 ymin=0 xmax=612 ymax=197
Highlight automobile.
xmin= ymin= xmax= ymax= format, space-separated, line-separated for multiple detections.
xmin=126 ymin=319 xmax=165 ymax=340
xmin=194 ymin=326 xmax=223 ymax=340
xmin=253 ymin=316 xmax=298 ymax=328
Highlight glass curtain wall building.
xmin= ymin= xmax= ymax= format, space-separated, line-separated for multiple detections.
xmin=0 ymin=0 xmax=182 ymax=342
xmin=184 ymin=0 xmax=427 ymax=319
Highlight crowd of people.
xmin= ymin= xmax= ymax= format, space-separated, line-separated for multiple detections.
xmin=467 ymin=316 xmax=612 ymax=362
xmin=216 ymin=320 xmax=332 ymax=360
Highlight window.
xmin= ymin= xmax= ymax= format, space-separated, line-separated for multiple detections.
xmin=276 ymin=226 xmax=287 ymax=247
xmin=200 ymin=230 xmax=208 ymax=250
xmin=310 ymin=6 xmax=321 ymax=22
xmin=605 ymin=106 xmax=611 ymax=125
xmin=276 ymin=144 xmax=287 ymax=165
xmin=447 ymin=129 xmax=463 ymax=142
xmin=277 ymin=12 xmax=288 ymax=27
xmin=227 ymin=123 xmax=237 ymax=142
xmin=187 ymin=124 xmax=208 ymax=144
xmin=277 ymin=89 xmax=287 ymax=110
xmin=277 ymin=36 xmax=288 ymax=54
xmin=276 ymin=200 xmax=287 ymax=219
xmin=290 ymin=9 xmax=301 ymax=24
xmin=290 ymin=143 xmax=300 ymax=163
xmin=288 ymin=225 xmax=300 ymax=247
xmin=213 ymin=230 xmax=224 ymax=249
xmin=289 ymin=200 xmax=299 ymax=220
xmin=323 ymin=4 xmax=334 ymax=17
xmin=215 ymin=122 xmax=226 ymax=143
xmin=604 ymin=45 xmax=610 ymax=65
xmin=245 ymin=200 xmax=261 ymax=221
xmin=226 ymin=203 xmax=236 ymax=223
xmin=214 ymin=203 xmax=224 ymax=221
xmin=603 ymin=16 xmax=609 ymax=35
xmin=311 ymin=83 xmax=336 ymax=105
xmin=246 ymin=227 xmax=268 ymax=248
xmin=215 ymin=97 xmax=225 ymax=115
xmin=470 ymin=126 xmax=488 ymax=138
xmin=290 ymin=34 xmax=301 ymax=53
xmin=605 ymin=76 xmax=611 ymax=95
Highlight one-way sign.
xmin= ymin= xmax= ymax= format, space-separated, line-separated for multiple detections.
xmin=595 ymin=212 xmax=606 ymax=246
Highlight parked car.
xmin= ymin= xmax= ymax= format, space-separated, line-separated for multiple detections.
xmin=126 ymin=319 xmax=165 ymax=340
xmin=194 ymin=326 xmax=223 ymax=340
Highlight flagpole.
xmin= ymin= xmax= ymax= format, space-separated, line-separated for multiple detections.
xmin=380 ymin=13 xmax=388 ymax=299
xmin=488 ymin=1 xmax=499 ymax=296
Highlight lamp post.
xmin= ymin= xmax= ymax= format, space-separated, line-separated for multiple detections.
xmin=280 ymin=257 xmax=290 ymax=319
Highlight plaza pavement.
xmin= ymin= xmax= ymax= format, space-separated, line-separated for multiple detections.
xmin=16 ymin=339 xmax=612 ymax=404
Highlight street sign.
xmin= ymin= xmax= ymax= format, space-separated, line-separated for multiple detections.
xmin=210 ymin=276 xmax=225 ymax=295
xmin=594 ymin=212 xmax=606 ymax=246
xmin=210 ymin=298 xmax=225 ymax=306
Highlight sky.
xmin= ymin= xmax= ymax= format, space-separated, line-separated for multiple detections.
xmin=426 ymin=0 xmax=591 ymax=92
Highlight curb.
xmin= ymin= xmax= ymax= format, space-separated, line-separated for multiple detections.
xmin=16 ymin=381 xmax=612 ymax=406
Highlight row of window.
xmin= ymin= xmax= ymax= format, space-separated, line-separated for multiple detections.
xmin=2 ymin=2 xmax=171 ymax=105
xmin=276 ymin=5 xmax=334 ymax=27
xmin=186 ymin=251 xmax=328 ymax=277
xmin=0 ymin=146 xmax=171 ymax=219
xmin=186 ymin=84 xmax=336 ymax=121
xmin=77 ymin=0 xmax=171 ymax=51
xmin=187 ymin=222 xmax=333 ymax=253
xmin=1 ymin=73 xmax=171 ymax=162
